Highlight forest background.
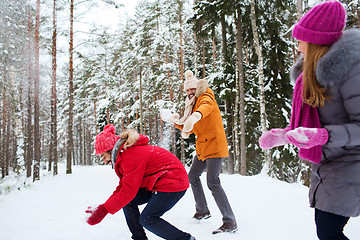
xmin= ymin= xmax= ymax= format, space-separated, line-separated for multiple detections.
xmin=0 ymin=0 xmax=359 ymax=189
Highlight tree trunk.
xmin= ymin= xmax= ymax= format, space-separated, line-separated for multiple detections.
xmin=9 ymin=67 xmax=17 ymax=173
xmin=166 ymin=50 xmax=176 ymax=153
xmin=94 ymin=100 xmax=98 ymax=135
xmin=33 ymin=0 xmax=41 ymax=182
xmin=233 ymin=23 xmax=240 ymax=174
xmin=202 ymin=38 xmax=205 ymax=78
xmin=193 ymin=32 xmax=198 ymax=76
xmin=1 ymin=88 xmax=6 ymax=178
xmin=86 ymin=124 xmax=92 ymax=165
xmin=67 ymin=0 xmax=74 ymax=174
xmin=212 ymin=36 xmax=216 ymax=71
xmin=235 ymin=8 xmax=247 ymax=175
xmin=5 ymin=119 xmax=10 ymax=176
xmin=50 ymin=0 xmax=58 ymax=175
xmin=220 ymin=14 xmax=228 ymax=63
xmin=293 ymin=0 xmax=303 ymax=62
xmin=250 ymin=0 xmax=271 ymax=175
xmin=139 ymin=67 xmax=143 ymax=134
xmin=179 ymin=1 xmax=185 ymax=163
xmin=297 ymin=0 xmax=303 ymax=21
xmin=26 ymin=10 xmax=33 ymax=179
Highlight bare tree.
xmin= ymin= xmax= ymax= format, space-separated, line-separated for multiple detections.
xmin=297 ymin=0 xmax=303 ymax=21
xmin=139 ymin=67 xmax=144 ymax=134
xmin=33 ymin=0 xmax=41 ymax=182
xmin=250 ymin=0 xmax=271 ymax=175
xmin=1 ymin=87 xmax=6 ymax=178
xmin=67 ymin=0 xmax=75 ymax=174
xmin=25 ymin=10 xmax=34 ymax=179
xmin=178 ymin=0 xmax=185 ymax=163
xmin=234 ymin=7 xmax=247 ymax=175
xmin=50 ymin=0 xmax=58 ymax=175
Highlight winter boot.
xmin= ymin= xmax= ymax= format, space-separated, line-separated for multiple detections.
xmin=193 ymin=211 xmax=211 ymax=220
xmin=212 ymin=222 xmax=238 ymax=234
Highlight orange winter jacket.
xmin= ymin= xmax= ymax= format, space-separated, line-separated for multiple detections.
xmin=176 ymin=88 xmax=229 ymax=161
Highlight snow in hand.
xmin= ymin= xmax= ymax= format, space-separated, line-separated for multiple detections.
xmin=160 ymin=108 xmax=174 ymax=123
xmin=288 ymin=127 xmax=312 ymax=142
xmin=1 ymin=164 xmax=359 ymax=240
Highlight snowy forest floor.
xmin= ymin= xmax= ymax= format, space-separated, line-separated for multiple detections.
xmin=0 ymin=164 xmax=359 ymax=240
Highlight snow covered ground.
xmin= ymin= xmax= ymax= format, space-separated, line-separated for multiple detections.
xmin=0 ymin=164 xmax=359 ymax=240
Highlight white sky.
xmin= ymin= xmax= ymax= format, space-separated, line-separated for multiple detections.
xmin=76 ymin=0 xmax=137 ymax=34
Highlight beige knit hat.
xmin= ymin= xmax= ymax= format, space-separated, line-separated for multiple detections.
xmin=183 ymin=70 xmax=198 ymax=91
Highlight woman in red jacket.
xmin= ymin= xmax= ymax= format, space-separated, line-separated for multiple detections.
xmin=85 ymin=124 xmax=195 ymax=240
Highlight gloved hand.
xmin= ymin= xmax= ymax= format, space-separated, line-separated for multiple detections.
xmin=259 ymin=128 xmax=289 ymax=149
xmin=85 ymin=204 xmax=108 ymax=225
xmin=183 ymin=112 xmax=202 ymax=133
xmin=170 ymin=113 xmax=180 ymax=124
xmin=285 ymin=127 xmax=328 ymax=149
xmin=181 ymin=131 xmax=190 ymax=139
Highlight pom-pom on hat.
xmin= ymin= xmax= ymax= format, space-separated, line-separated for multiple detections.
xmin=183 ymin=70 xmax=199 ymax=91
xmin=292 ymin=1 xmax=346 ymax=45
xmin=95 ymin=124 xmax=120 ymax=154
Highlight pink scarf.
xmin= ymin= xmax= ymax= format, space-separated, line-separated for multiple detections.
xmin=289 ymin=73 xmax=322 ymax=163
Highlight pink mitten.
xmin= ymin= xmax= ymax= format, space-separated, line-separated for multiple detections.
xmin=285 ymin=127 xmax=328 ymax=149
xmin=259 ymin=128 xmax=289 ymax=149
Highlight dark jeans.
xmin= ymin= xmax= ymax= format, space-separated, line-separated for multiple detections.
xmin=315 ymin=208 xmax=350 ymax=240
xmin=188 ymin=156 xmax=236 ymax=223
xmin=123 ymin=188 xmax=191 ymax=240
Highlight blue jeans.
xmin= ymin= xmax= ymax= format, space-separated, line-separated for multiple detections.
xmin=123 ymin=188 xmax=191 ymax=240
xmin=315 ymin=208 xmax=350 ymax=240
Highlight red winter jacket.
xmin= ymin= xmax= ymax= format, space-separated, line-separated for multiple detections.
xmin=104 ymin=134 xmax=189 ymax=214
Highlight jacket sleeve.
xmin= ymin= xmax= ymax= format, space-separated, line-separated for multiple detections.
xmin=325 ymin=62 xmax=360 ymax=147
xmin=104 ymin=149 xmax=147 ymax=214
xmin=195 ymin=94 xmax=215 ymax=118
xmin=174 ymin=123 xmax=183 ymax=130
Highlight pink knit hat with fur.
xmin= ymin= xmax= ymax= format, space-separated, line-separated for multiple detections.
xmin=95 ymin=124 xmax=120 ymax=154
xmin=293 ymin=1 xmax=346 ymax=45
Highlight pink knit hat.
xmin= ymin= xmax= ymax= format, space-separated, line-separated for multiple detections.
xmin=95 ymin=124 xmax=120 ymax=154
xmin=293 ymin=1 xmax=346 ymax=45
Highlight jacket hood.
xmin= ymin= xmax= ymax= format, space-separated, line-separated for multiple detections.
xmin=118 ymin=129 xmax=149 ymax=150
xmin=111 ymin=133 xmax=149 ymax=166
xmin=195 ymin=79 xmax=209 ymax=97
xmin=198 ymin=87 xmax=215 ymax=101
xmin=290 ymin=56 xmax=304 ymax=83
xmin=131 ymin=134 xmax=149 ymax=146
xmin=291 ymin=29 xmax=360 ymax=86
xmin=317 ymin=29 xmax=360 ymax=87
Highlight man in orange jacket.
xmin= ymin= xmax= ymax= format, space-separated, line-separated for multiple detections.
xmin=173 ymin=70 xmax=237 ymax=234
